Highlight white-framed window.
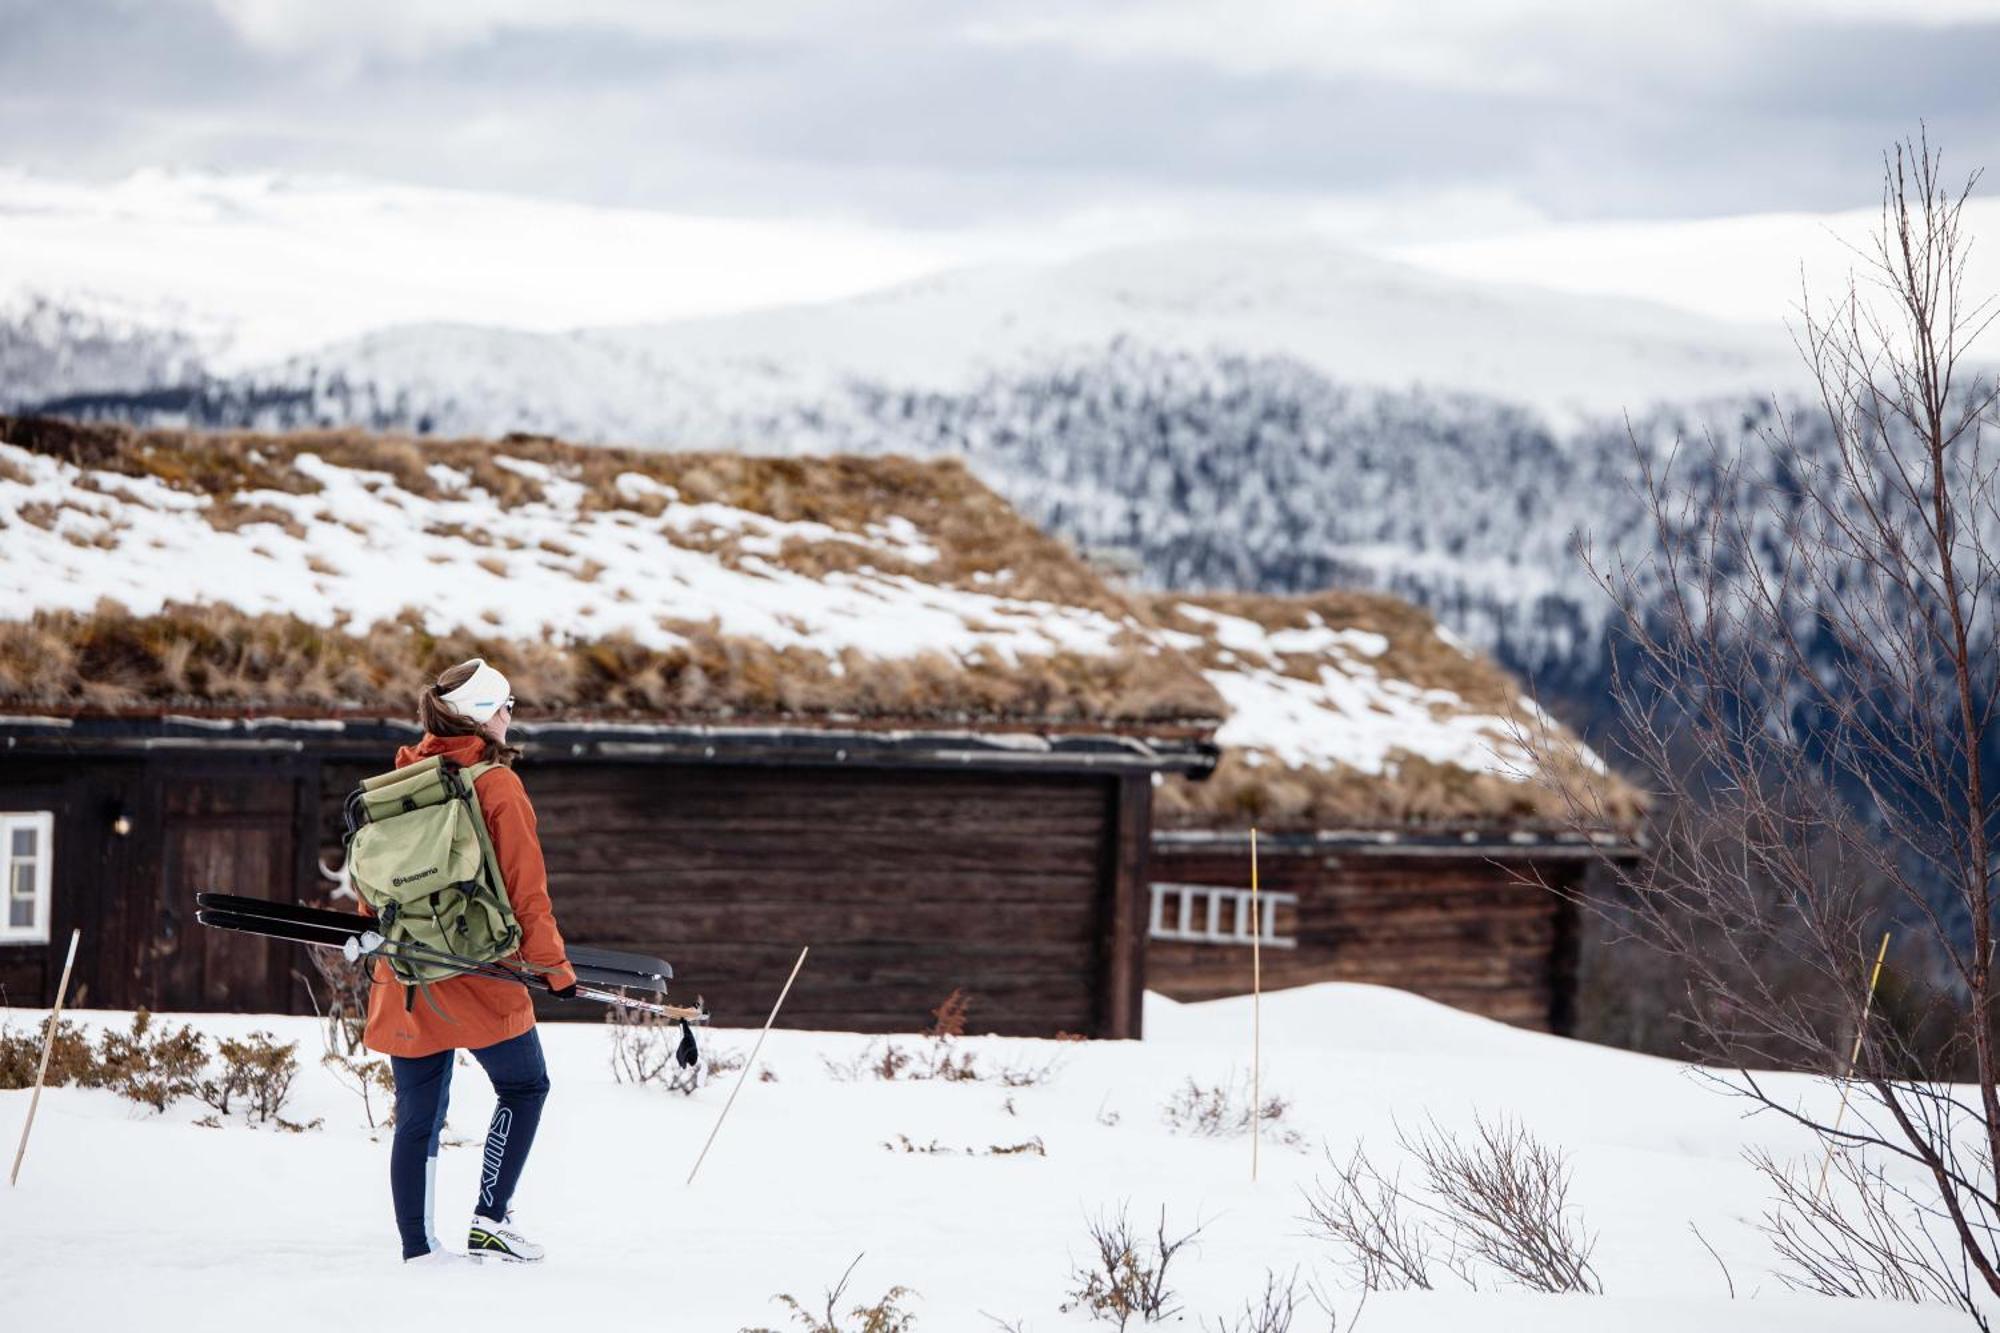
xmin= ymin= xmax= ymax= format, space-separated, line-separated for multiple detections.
xmin=0 ymin=812 xmax=54 ymax=945
xmin=1149 ymin=882 xmax=1297 ymax=949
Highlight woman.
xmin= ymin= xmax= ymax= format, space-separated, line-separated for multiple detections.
xmin=364 ymin=657 xmax=577 ymax=1266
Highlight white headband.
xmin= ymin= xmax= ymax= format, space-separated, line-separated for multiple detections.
xmin=437 ymin=659 xmax=511 ymax=725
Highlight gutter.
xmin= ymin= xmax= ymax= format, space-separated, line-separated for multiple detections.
xmin=0 ymin=714 xmax=1219 ymax=778
xmin=1152 ymin=826 xmax=1645 ymax=859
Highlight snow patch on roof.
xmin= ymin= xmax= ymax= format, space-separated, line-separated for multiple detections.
xmin=0 ymin=441 xmax=1128 ymax=665
xmin=1199 ymin=632 xmax=1537 ymax=780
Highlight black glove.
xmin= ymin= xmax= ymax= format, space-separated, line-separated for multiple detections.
xmin=675 ymin=1019 xmax=701 ymax=1069
xmin=550 ymin=981 xmax=578 ymax=1000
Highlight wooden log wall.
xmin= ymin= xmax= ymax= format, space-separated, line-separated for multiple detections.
xmin=0 ymin=753 xmax=318 ymax=1013
xmin=1147 ymin=844 xmax=1586 ymax=1032
xmin=320 ymin=758 xmax=1138 ymax=1038
xmin=2 ymin=747 xmax=1141 ymax=1034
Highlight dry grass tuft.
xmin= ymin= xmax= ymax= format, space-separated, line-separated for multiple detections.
xmin=205 ymin=500 xmax=306 ymax=539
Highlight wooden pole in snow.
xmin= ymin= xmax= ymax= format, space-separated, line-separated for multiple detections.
xmin=10 ymin=928 xmax=81 ymax=1188
xmin=686 ymin=945 xmax=809 ymax=1186
xmin=1251 ymin=827 xmax=1262 ymax=1185
xmin=1815 ymin=931 xmax=1893 ymax=1203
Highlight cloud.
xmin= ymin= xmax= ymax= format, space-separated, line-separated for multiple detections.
xmin=0 ymin=0 xmax=1995 ymax=235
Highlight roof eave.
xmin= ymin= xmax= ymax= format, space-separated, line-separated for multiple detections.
xmin=0 ymin=713 xmax=1221 ymax=778
xmin=1151 ymin=825 xmax=1646 ymax=859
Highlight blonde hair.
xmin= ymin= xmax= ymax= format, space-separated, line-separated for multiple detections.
xmin=417 ymin=659 xmax=521 ymax=768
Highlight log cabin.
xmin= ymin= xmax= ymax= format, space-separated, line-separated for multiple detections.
xmin=0 ymin=417 xmax=1222 ymax=1037
xmin=1142 ymin=593 xmax=1644 ymax=1033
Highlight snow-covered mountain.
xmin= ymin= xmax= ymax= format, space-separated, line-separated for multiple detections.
xmin=0 ymin=168 xmax=1823 ymax=429
xmin=10 ymin=238 xmax=1811 ymax=434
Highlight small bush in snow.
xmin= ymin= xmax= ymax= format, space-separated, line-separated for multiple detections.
xmin=1303 ymin=1115 xmax=1600 ymax=1296
xmin=1161 ymin=1075 xmax=1303 ymax=1149
xmin=821 ymin=1039 xmax=1057 ymax=1088
xmin=742 ymin=1253 xmax=918 ymax=1333
xmin=96 ymin=1011 xmax=211 ymax=1112
xmin=607 ymin=1006 xmax=744 ymax=1093
xmin=1204 ymin=1268 xmax=1309 ymax=1333
xmin=0 ymin=1016 xmax=95 ymax=1089
xmin=882 ymin=1133 xmax=1046 ymax=1157
xmin=198 ymin=1031 xmax=302 ymax=1125
xmin=1062 ymin=1204 xmax=1203 ymax=1329
xmin=1756 ymin=1146 xmax=1967 ymax=1308
xmin=306 ymin=959 xmax=393 ymax=1127
xmin=928 ymin=988 xmax=970 ymax=1039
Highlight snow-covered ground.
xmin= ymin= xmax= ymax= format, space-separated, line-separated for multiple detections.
xmin=0 ymin=985 xmax=1967 ymax=1330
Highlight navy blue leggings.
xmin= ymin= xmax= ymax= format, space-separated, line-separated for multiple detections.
xmin=389 ymin=1029 xmax=550 ymax=1259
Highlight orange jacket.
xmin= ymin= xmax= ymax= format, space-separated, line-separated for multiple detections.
xmin=361 ymin=732 xmax=577 ymax=1058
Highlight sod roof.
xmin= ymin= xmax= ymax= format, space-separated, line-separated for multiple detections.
xmin=1145 ymin=591 xmax=1645 ymax=831
xmin=0 ymin=416 xmax=1219 ymax=734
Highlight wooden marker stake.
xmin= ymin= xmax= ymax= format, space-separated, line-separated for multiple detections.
xmin=11 ymin=928 xmax=81 ymax=1188
xmin=686 ymin=945 xmax=809 ymax=1186
xmin=1251 ymin=827 xmax=1262 ymax=1185
xmin=1815 ymin=931 xmax=1893 ymax=1203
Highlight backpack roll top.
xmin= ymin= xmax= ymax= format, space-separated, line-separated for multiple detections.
xmin=344 ymin=758 xmax=526 ymax=990
xmin=355 ymin=757 xmax=462 ymax=824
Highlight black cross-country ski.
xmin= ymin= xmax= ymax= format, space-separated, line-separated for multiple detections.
xmin=197 ymin=897 xmax=706 ymax=1031
xmin=194 ymin=892 xmax=675 ymax=993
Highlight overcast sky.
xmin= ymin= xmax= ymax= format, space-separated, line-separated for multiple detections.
xmin=3 ymin=0 xmax=1997 ymax=246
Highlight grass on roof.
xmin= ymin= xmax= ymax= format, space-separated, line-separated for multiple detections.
xmin=1147 ymin=590 xmax=1646 ymax=830
xmin=0 ymin=601 xmax=1220 ymax=729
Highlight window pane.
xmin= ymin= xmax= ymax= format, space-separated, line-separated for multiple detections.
xmin=10 ymin=826 xmax=35 ymax=857
xmin=9 ymin=861 xmax=32 ymax=901
xmin=6 ymin=894 xmax=28 ymax=928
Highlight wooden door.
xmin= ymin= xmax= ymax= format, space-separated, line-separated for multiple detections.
xmin=148 ymin=773 xmax=300 ymax=1012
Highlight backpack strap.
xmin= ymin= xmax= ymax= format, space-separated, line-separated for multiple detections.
xmin=455 ymin=761 xmax=511 ymax=904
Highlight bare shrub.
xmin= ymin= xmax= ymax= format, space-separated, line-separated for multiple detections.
xmin=1404 ymin=1116 xmax=1600 ymax=1294
xmin=1062 ymin=1204 xmax=1203 ymax=1329
xmin=1303 ymin=1116 xmax=1599 ymax=1295
xmin=1205 ymin=1268 xmax=1306 ymax=1333
xmin=820 ymin=1039 xmax=1057 ymax=1089
xmin=1301 ymin=1146 xmax=1435 ymax=1292
xmin=321 ymin=1047 xmax=396 ymax=1128
xmin=742 ymin=1253 xmax=918 ymax=1333
xmin=607 ymin=1006 xmax=741 ymax=1093
xmin=1162 ymin=1075 xmax=1303 ymax=1149
xmin=303 ymin=954 xmax=393 ymax=1127
xmin=882 ymin=1133 xmax=1046 ymax=1157
xmin=304 ymin=947 xmax=369 ymax=1057
xmin=1756 ymin=1147 xmax=1970 ymax=1307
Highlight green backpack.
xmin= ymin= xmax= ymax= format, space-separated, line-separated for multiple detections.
xmin=342 ymin=755 xmax=525 ymax=994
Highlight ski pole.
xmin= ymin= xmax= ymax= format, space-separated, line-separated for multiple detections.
xmin=686 ymin=945 xmax=809 ymax=1186
xmin=10 ymin=928 xmax=81 ymax=1188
